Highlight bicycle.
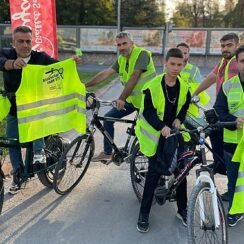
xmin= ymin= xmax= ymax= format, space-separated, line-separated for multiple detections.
xmin=0 ymin=91 xmax=69 ymax=216
xmin=53 ymin=92 xmax=138 ymax=195
xmin=130 ymin=108 xmax=235 ymax=243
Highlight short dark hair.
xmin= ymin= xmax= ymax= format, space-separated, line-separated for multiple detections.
xmin=220 ymin=33 xmax=239 ymax=44
xmin=176 ymin=42 xmax=189 ymax=50
xmin=235 ymin=45 xmax=244 ymax=60
xmin=116 ymin=31 xmax=133 ymax=41
xmin=13 ymin=26 xmax=32 ymax=35
xmin=166 ymin=48 xmax=183 ymax=61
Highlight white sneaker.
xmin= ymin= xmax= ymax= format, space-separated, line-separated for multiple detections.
xmin=33 ymin=150 xmax=46 ymax=164
xmin=8 ymin=181 xmax=20 ymax=195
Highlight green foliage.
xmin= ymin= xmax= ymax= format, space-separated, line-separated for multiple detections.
xmin=56 ymin=0 xmax=116 ymax=25
xmin=0 ymin=1 xmax=10 ymax=23
xmin=120 ymin=0 xmax=165 ymax=27
xmin=172 ymin=0 xmax=224 ymax=28
xmin=224 ymin=0 xmax=244 ymax=27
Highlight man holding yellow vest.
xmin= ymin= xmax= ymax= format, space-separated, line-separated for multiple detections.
xmin=136 ymin=48 xmax=191 ymax=232
xmin=0 ymin=26 xmax=81 ymax=194
xmin=86 ymin=31 xmax=156 ymax=162
xmin=215 ymin=45 xmax=244 ymax=227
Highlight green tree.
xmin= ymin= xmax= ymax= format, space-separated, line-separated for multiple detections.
xmin=120 ymin=0 xmax=165 ymax=27
xmin=56 ymin=0 xmax=115 ymax=25
xmin=0 ymin=1 xmax=10 ymax=23
xmin=172 ymin=0 xmax=223 ymax=27
xmin=224 ymin=0 xmax=244 ymax=27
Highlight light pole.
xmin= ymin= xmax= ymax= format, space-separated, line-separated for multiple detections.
xmin=117 ymin=0 xmax=121 ymax=33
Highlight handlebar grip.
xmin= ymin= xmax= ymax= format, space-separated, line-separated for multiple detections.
xmin=214 ymin=121 xmax=237 ymax=128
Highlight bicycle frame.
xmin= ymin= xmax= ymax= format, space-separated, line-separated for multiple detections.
xmin=86 ymin=96 xmax=138 ymax=163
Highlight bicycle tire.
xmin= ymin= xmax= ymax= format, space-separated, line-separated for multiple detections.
xmin=53 ymin=134 xmax=94 ymax=195
xmin=0 ymin=174 xmax=3 ymax=216
xmin=130 ymin=143 xmax=148 ymax=202
xmin=187 ymin=182 xmax=228 ymax=244
xmin=37 ymin=135 xmax=64 ymax=188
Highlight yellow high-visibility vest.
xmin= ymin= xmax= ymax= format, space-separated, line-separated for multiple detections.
xmin=16 ymin=58 xmax=86 ymax=142
xmin=118 ymin=46 xmax=156 ymax=108
xmin=180 ymin=63 xmax=210 ymax=117
xmin=135 ymin=74 xmax=189 ymax=157
xmin=0 ymin=95 xmax=10 ymax=122
xmin=222 ymin=75 xmax=244 ymax=144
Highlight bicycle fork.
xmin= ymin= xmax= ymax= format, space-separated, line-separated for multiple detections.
xmin=195 ymin=174 xmax=221 ymax=229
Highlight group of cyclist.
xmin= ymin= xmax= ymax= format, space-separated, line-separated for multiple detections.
xmin=0 ymin=26 xmax=243 ymax=233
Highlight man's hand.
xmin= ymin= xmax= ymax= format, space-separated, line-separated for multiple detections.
xmin=161 ymin=125 xmax=171 ymax=138
xmin=236 ymin=117 xmax=244 ymax=129
xmin=172 ymin=118 xmax=181 ymax=129
xmin=13 ymin=58 xmax=27 ymax=69
xmin=73 ymin=55 xmax=82 ymax=65
xmin=115 ymin=99 xmax=125 ymax=110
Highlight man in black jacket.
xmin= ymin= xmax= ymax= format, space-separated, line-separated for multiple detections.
xmin=0 ymin=26 xmax=81 ymax=194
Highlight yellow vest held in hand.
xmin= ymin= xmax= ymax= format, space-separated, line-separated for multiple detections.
xmin=0 ymin=95 xmax=10 ymax=122
xmin=16 ymin=58 xmax=86 ymax=142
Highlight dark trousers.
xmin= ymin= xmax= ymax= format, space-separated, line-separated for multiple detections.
xmin=224 ymin=151 xmax=240 ymax=211
xmin=209 ymin=128 xmax=226 ymax=174
xmin=139 ymin=154 xmax=187 ymax=217
xmin=103 ymin=102 xmax=136 ymax=154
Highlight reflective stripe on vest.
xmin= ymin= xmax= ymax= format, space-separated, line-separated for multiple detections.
xmin=16 ymin=58 xmax=86 ymax=142
xmin=222 ymin=75 xmax=244 ymax=144
xmin=0 ymin=95 xmax=11 ymax=122
xmin=118 ymin=46 xmax=156 ymax=108
xmin=135 ymin=74 xmax=189 ymax=157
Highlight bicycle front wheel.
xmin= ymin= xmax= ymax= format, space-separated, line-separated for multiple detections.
xmin=53 ymin=134 xmax=94 ymax=195
xmin=187 ymin=182 xmax=228 ymax=244
xmin=130 ymin=143 xmax=148 ymax=202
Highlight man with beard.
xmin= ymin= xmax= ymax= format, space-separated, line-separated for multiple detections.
xmin=193 ymin=33 xmax=239 ymax=201
xmin=86 ymin=31 xmax=156 ymax=162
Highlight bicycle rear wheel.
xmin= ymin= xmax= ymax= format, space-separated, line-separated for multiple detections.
xmin=187 ymin=182 xmax=228 ymax=244
xmin=130 ymin=143 xmax=148 ymax=202
xmin=53 ymin=134 xmax=94 ymax=195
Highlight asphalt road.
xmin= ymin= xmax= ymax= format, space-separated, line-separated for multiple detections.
xmin=0 ymin=68 xmax=243 ymax=244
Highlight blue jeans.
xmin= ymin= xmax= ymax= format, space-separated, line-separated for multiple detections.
xmin=103 ymin=102 xmax=136 ymax=154
xmin=6 ymin=115 xmax=45 ymax=172
xmin=224 ymin=150 xmax=240 ymax=211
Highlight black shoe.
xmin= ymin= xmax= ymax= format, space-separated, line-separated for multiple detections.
xmin=227 ymin=214 xmax=243 ymax=227
xmin=137 ymin=213 xmax=149 ymax=233
xmin=220 ymin=192 xmax=228 ymax=202
xmin=176 ymin=209 xmax=187 ymax=227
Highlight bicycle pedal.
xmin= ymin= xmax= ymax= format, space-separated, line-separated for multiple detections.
xmin=124 ymin=155 xmax=132 ymax=163
xmin=100 ymin=160 xmax=112 ymax=165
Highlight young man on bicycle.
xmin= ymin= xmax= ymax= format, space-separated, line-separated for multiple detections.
xmin=135 ymin=48 xmax=191 ymax=232
xmin=193 ymin=33 xmax=240 ymax=201
xmin=86 ymin=31 xmax=156 ymax=162
xmin=215 ymin=45 xmax=244 ymax=227
xmin=0 ymin=26 xmax=81 ymax=194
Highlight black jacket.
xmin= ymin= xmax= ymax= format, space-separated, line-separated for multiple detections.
xmin=0 ymin=48 xmax=57 ymax=116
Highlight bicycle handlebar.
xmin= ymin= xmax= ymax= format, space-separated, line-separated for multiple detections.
xmin=0 ymin=90 xmax=15 ymax=98
xmin=170 ymin=121 xmax=237 ymax=137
